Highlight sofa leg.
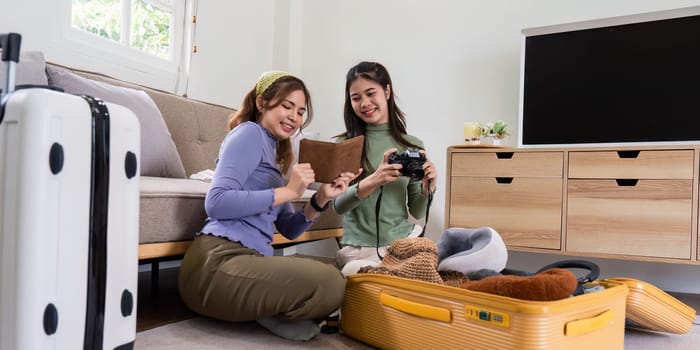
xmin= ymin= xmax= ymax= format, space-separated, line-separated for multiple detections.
xmin=151 ymin=260 xmax=160 ymax=299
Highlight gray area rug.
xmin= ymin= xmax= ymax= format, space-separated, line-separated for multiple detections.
xmin=135 ymin=317 xmax=375 ymax=350
xmin=136 ymin=316 xmax=699 ymax=350
xmin=624 ymin=324 xmax=700 ymax=350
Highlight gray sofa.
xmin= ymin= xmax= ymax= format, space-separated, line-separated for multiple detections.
xmin=8 ymin=51 xmax=343 ymax=263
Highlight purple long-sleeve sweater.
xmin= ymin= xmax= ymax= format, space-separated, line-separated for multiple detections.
xmin=200 ymin=121 xmax=314 ymax=256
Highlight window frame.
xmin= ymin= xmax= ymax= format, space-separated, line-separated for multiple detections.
xmin=62 ymin=0 xmax=188 ymax=89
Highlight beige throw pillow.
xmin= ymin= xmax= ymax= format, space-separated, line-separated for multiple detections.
xmin=46 ymin=65 xmax=186 ymax=178
xmin=0 ymin=50 xmax=49 ymax=89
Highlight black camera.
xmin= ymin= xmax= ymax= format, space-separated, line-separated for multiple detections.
xmin=388 ymin=149 xmax=426 ymax=181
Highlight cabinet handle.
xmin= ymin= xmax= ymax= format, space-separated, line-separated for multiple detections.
xmin=615 ymin=179 xmax=638 ymax=186
xmin=496 ymin=177 xmax=513 ymax=184
xmin=617 ymin=150 xmax=640 ymax=158
xmin=496 ymin=152 xmax=514 ymax=159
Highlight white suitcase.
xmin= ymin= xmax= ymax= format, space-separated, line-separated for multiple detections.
xmin=0 ymin=33 xmax=140 ymax=350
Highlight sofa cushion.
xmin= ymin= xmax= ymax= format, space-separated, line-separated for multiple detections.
xmin=139 ymin=176 xmax=344 ymax=244
xmin=0 ymin=51 xmax=48 ymax=88
xmin=46 ymin=65 xmax=187 ymax=178
xmin=140 ymin=176 xmax=209 ymax=243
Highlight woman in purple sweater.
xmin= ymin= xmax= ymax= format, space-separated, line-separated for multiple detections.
xmin=178 ymin=71 xmax=360 ymax=341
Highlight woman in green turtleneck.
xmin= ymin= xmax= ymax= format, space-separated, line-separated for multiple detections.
xmin=333 ymin=61 xmax=438 ymax=275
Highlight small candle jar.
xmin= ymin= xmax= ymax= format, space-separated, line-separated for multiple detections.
xmin=463 ymin=122 xmax=480 ymax=143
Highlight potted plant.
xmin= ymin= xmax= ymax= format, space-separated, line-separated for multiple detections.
xmin=482 ymin=120 xmax=509 ymax=145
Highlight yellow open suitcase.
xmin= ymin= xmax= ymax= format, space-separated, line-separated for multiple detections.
xmin=341 ymin=274 xmax=629 ymax=350
xmin=603 ymin=278 xmax=696 ymax=334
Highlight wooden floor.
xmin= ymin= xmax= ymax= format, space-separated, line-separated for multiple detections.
xmin=137 ymin=266 xmax=195 ymax=332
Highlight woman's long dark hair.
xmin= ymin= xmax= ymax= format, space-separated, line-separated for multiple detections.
xmin=341 ymin=61 xmax=422 ymax=178
xmin=228 ymin=75 xmax=313 ymax=174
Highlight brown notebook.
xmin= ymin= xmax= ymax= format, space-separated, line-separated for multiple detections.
xmin=298 ymin=135 xmax=365 ymax=183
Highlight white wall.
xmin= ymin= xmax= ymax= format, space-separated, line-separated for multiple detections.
xmin=185 ymin=0 xmax=276 ymax=107
xmin=184 ymin=0 xmax=306 ymax=108
xmin=4 ymin=0 xmax=700 ymax=292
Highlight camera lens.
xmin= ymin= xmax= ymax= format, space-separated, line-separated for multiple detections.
xmin=408 ymin=164 xmax=425 ymax=181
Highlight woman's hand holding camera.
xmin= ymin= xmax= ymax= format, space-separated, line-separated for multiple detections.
xmin=356 ymin=148 xmax=404 ymax=199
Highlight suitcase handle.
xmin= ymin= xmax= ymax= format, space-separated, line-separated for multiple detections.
xmin=564 ymin=309 xmax=615 ymax=336
xmin=380 ymin=293 xmax=452 ymax=323
xmin=1 ymin=32 xmax=22 ymax=124
xmin=0 ymin=33 xmax=21 ymax=63
xmin=1 ymin=33 xmax=22 ymax=95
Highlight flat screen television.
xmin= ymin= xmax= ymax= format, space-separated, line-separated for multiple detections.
xmin=518 ymin=6 xmax=700 ymax=147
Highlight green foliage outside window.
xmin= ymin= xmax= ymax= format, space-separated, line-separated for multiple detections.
xmin=71 ymin=0 xmax=171 ymax=59
xmin=72 ymin=0 xmax=121 ymax=42
xmin=131 ymin=0 xmax=171 ymax=59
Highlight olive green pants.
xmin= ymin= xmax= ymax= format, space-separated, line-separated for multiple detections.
xmin=178 ymin=234 xmax=346 ymax=322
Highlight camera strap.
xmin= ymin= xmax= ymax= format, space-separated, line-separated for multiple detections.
xmin=418 ymin=185 xmax=433 ymax=238
xmin=375 ymin=186 xmax=384 ymax=260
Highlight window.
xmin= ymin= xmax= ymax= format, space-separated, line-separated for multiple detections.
xmin=71 ymin=0 xmax=175 ymax=60
xmin=64 ymin=0 xmax=190 ymax=91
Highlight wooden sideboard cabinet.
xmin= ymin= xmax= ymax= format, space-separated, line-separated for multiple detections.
xmin=445 ymin=145 xmax=700 ymax=264
xmin=447 ymin=150 xmax=564 ymax=250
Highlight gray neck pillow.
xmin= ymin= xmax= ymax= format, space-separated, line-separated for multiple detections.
xmin=436 ymin=227 xmax=508 ymax=276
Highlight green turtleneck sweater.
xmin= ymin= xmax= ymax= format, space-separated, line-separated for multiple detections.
xmin=333 ymin=123 xmax=429 ymax=247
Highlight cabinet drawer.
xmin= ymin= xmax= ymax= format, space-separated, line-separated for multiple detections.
xmin=448 ymin=176 xmax=562 ymax=249
xmin=567 ymin=179 xmax=692 ymax=259
xmin=568 ymin=150 xmax=694 ymax=179
xmin=451 ymin=151 xmax=563 ymax=177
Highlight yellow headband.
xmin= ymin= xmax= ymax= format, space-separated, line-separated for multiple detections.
xmin=255 ymin=70 xmax=292 ymax=96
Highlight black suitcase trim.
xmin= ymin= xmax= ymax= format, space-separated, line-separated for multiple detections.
xmin=82 ymin=94 xmax=110 ymax=350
